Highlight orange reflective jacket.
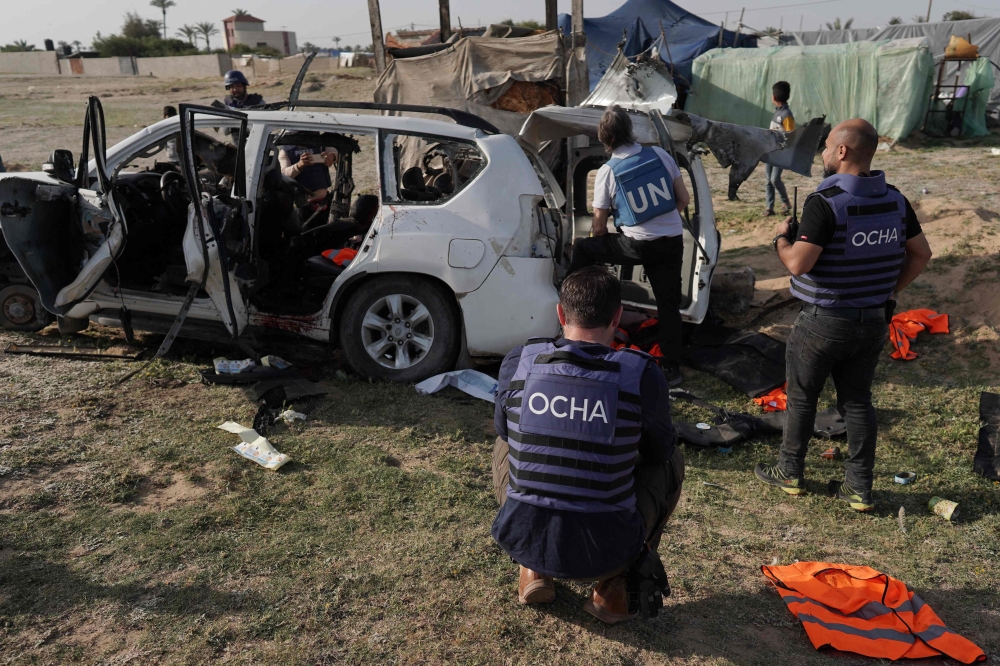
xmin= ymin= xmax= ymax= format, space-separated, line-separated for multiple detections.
xmin=753 ymin=383 xmax=787 ymax=412
xmin=763 ymin=562 xmax=985 ymax=663
xmin=889 ymin=309 xmax=949 ymax=361
xmin=321 ymin=247 xmax=358 ymax=267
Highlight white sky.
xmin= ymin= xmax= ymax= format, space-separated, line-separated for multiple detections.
xmin=1 ymin=0 xmax=995 ymax=50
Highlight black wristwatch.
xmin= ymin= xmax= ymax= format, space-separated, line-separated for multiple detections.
xmin=772 ymin=234 xmax=787 ymax=251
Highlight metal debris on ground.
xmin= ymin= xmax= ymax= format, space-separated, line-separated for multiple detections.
xmin=250 ymin=378 xmax=327 ymax=403
xmin=213 ymin=357 xmax=256 ymax=374
xmin=820 ymin=447 xmax=842 ymax=460
xmin=898 ymin=506 xmax=907 ymax=533
xmin=4 ymin=343 xmax=142 ymax=360
xmin=928 ymin=496 xmax=960 ymax=521
xmin=218 ymin=421 xmax=290 ymax=470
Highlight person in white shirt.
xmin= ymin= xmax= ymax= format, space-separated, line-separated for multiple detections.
xmin=568 ymin=105 xmax=691 ymax=387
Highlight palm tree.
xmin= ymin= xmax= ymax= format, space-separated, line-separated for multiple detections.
xmin=196 ymin=22 xmax=219 ymax=51
xmin=232 ymin=8 xmax=251 ymax=17
xmin=887 ymin=17 xmax=903 ymax=25
xmin=332 ymin=36 xmax=341 ymax=50
xmin=12 ymin=39 xmax=35 ymax=51
xmin=825 ymin=17 xmax=854 ymax=30
xmin=149 ymin=0 xmax=176 ymax=39
xmin=912 ymin=15 xmax=928 ymax=23
xmin=176 ymin=24 xmax=198 ymax=46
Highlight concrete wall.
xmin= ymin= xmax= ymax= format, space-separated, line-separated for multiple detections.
xmin=0 ymin=51 xmax=60 ymax=75
xmin=231 ymin=54 xmax=340 ymax=81
xmin=135 ymin=53 xmax=232 ymax=79
xmin=67 ymin=57 xmax=133 ymax=76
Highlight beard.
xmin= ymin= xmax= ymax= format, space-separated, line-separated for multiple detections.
xmin=822 ymin=162 xmax=838 ymax=179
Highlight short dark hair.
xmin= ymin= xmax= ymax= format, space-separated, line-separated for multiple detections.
xmin=772 ymin=81 xmax=791 ymax=104
xmin=163 ymin=105 xmax=177 ymax=117
xmin=560 ymin=266 xmax=621 ymax=329
xmin=597 ymin=105 xmax=635 ymax=152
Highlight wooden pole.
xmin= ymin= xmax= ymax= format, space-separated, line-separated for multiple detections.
xmin=439 ymin=0 xmax=452 ymax=42
xmin=572 ymin=0 xmax=585 ymax=49
xmin=734 ymin=7 xmax=745 ymax=48
xmin=925 ymin=0 xmax=933 ymax=23
xmin=367 ymin=0 xmax=386 ymax=74
xmin=545 ymin=0 xmax=558 ymax=32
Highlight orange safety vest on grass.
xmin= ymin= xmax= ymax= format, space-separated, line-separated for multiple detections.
xmin=753 ymin=383 xmax=787 ymax=412
xmin=762 ymin=562 xmax=985 ymax=663
xmin=889 ymin=309 xmax=949 ymax=361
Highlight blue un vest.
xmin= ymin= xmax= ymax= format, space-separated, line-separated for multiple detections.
xmin=607 ymin=146 xmax=677 ymax=228
xmin=791 ymin=171 xmax=907 ymax=308
xmin=503 ymin=340 xmax=650 ymax=513
xmin=283 ymin=146 xmax=333 ymax=192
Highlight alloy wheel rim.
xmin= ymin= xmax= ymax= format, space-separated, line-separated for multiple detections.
xmin=360 ymin=293 xmax=434 ymax=370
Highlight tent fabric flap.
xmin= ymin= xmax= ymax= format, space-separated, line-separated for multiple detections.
xmin=687 ymin=39 xmax=935 ymax=141
xmin=373 ymin=32 xmax=568 ymax=136
xmin=558 ymin=0 xmax=756 ymax=91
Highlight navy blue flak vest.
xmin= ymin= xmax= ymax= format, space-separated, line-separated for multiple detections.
xmin=503 ymin=340 xmax=649 ymax=513
xmin=791 ymin=171 xmax=907 ymax=308
xmin=607 ymin=146 xmax=677 ymax=228
xmin=283 ymin=145 xmax=333 ymax=192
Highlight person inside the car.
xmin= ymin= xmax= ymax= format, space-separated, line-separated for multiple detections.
xmin=278 ymin=144 xmax=338 ymax=203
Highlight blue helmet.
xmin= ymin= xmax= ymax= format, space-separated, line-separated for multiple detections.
xmin=224 ymin=70 xmax=249 ymax=88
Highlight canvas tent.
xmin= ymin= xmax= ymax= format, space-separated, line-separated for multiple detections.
xmin=782 ymin=17 xmax=1000 ymax=117
xmin=373 ymin=31 xmax=587 ymax=136
xmin=687 ymin=39 xmax=935 ymax=141
xmin=558 ymin=0 xmax=756 ymax=91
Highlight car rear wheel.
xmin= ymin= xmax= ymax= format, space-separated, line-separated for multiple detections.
xmin=0 ymin=284 xmax=53 ymax=332
xmin=340 ymin=276 xmax=460 ymax=383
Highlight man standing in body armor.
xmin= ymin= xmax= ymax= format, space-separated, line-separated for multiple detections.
xmin=491 ymin=267 xmax=685 ymax=623
xmin=569 ymin=105 xmax=691 ymax=388
xmin=222 ymin=70 xmax=263 ymax=109
xmin=755 ymin=119 xmax=932 ymax=511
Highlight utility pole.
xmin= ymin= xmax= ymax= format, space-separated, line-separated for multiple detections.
xmin=545 ymin=0 xmax=558 ymax=32
xmin=799 ymin=15 xmax=803 ymax=32
xmin=367 ymin=0 xmax=386 ymax=74
xmin=571 ymin=0 xmax=585 ymax=49
xmin=439 ymin=0 xmax=452 ymax=42
xmin=925 ymin=0 xmax=933 ymax=23
xmin=734 ymin=7 xmax=745 ymax=47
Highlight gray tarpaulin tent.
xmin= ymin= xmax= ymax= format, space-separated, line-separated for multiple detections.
xmin=373 ymin=31 xmax=588 ymax=136
xmin=782 ymin=17 xmax=1000 ymax=117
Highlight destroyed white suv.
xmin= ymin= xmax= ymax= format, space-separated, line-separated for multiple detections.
xmin=0 ymin=96 xmax=728 ymax=383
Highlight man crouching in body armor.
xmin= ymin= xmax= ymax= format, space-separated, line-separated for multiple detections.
xmin=491 ymin=266 xmax=685 ymax=623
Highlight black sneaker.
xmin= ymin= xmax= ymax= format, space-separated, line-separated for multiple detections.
xmin=754 ymin=462 xmax=806 ymax=495
xmin=662 ymin=364 xmax=683 ymax=388
xmin=828 ymin=480 xmax=875 ymax=512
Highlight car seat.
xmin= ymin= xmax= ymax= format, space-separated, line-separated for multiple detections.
xmin=400 ymin=167 xmax=442 ymax=202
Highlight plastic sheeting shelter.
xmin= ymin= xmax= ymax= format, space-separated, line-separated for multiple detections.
xmin=373 ymin=31 xmax=587 ymax=136
xmin=924 ymin=57 xmax=995 ymax=137
xmin=782 ymin=17 xmax=1000 ymax=117
xmin=687 ymin=39 xmax=935 ymax=141
xmin=557 ymin=0 xmax=756 ymax=91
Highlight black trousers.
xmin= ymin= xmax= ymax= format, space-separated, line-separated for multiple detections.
xmin=568 ymin=233 xmax=684 ymax=365
xmin=778 ymin=311 xmax=888 ymax=491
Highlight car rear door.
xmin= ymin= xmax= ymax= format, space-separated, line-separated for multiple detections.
xmin=177 ymin=103 xmax=254 ymax=340
xmin=0 ymin=96 xmax=125 ymax=316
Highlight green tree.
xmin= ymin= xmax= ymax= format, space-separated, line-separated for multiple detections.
xmin=300 ymin=42 xmax=319 ymax=52
xmin=887 ymin=17 xmax=903 ymax=25
xmin=501 ymin=19 xmax=545 ymax=30
xmin=232 ymin=8 xmax=251 ymax=17
xmin=332 ymin=37 xmax=341 ymax=50
xmin=912 ymin=15 xmax=928 ymax=23
xmin=0 ymin=40 xmax=36 ymax=52
xmin=176 ymin=25 xmax=198 ymax=46
xmin=149 ymin=0 xmax=176 ymax=39
xmin=122 ymin=11 xmax=162 ymax=39
xmin=196 ymin=22 xmax=219 ymax=51
xmin=92 ymin=12 xmax=198 ymax=57
xmin=825 ymin=17 xmax=854 ymax=30
xmin=943 ymin=11 xmax=978 ymax=21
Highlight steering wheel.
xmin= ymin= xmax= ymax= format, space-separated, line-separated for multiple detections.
xmin=160 ymin=171 xmax=189 ymax=218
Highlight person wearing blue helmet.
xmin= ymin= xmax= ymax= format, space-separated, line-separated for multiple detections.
xmin=223 ymin=70 xmax=263 ymax=109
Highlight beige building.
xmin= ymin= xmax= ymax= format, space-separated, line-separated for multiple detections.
xmin=222 ymin=14 xmax=297 ymax=56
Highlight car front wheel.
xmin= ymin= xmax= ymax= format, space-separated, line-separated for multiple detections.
xmin=340 ymin=276 xmax=461 ymax=383
xmin=0 ymin=284 xmax=53 ymax=332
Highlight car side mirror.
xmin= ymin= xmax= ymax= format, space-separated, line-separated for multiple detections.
xmin=42 ymin=149 xmax=75 ymax=183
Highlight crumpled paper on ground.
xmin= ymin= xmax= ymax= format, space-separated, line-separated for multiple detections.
xmin=218 ymin=421 xmax=290 ymax=470
xmin=276 ymin=409 xmax=307 ymax=424
xmin=414 ymin=369 xmax=498 ymax=402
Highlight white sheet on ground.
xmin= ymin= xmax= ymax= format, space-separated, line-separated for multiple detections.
xmin=414 ymin=369 xmax=499 ymax=402
xmin=218 ymin=421 xmax=290 ymax=470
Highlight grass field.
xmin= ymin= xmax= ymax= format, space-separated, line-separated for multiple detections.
xmin=0 ymin=72 xmax=998 ymax=665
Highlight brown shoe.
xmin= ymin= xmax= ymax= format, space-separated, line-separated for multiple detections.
xmin=583 ymin=576 xmax=637 ymax=624
xmin=518 ymin=566 xmax=555 ymax=604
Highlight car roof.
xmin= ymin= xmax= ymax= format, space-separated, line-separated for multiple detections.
xmin=244 ymin=109 xmax=485 ymax=141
